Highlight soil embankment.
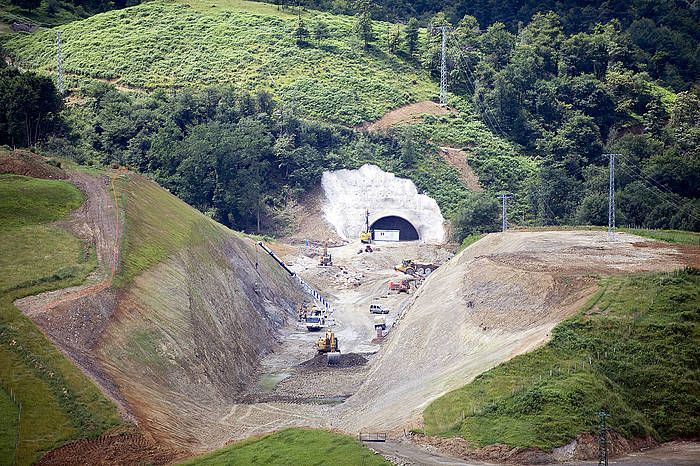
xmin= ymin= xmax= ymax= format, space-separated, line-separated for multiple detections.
xmin=15 ymin=171 xmax=305 ymax=457
xmin=362 ymin=100 xmax=456 ymax=132
xmin=337 ymin=231 xmax=685 ymax=432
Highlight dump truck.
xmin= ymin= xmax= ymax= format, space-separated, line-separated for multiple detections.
xmin=388 ymin=279 xmax=410 ymax=293
xmin=394 ymin=259 xmax=439 ymax=276
xmin=304 ymin=307 xmax=326 ymax=331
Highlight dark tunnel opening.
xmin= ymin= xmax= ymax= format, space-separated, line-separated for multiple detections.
xmin=369 ymin=216 xmax=419 ymax=241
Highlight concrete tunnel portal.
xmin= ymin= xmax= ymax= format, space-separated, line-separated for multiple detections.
xmin=321 ymin=164 xmax=446 ymax=243
xmin=369 ymin=215 xmax=419 ymax=241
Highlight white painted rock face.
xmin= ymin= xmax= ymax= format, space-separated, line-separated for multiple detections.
xmin=321 ymin=164 xmax=445 ymax=243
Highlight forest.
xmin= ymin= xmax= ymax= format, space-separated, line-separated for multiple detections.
xmin=0 ymin=0 xmax=698 ymax=237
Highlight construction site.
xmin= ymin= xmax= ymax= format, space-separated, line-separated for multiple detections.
xmin=5 ymin=149 xmax=697 ymax=466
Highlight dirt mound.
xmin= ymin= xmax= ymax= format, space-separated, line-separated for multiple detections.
xmin=337 ymin=231 xmax=689 ymax=432
xmin=299 ymin=352 xmax=368 ymax=369
xmin=37 ymin=432 xmax=182 ymax=466
xmin=0 ymin=150 xmax=67 ymax=179
xmin=363 ymin=101 xmax=456 ymax=133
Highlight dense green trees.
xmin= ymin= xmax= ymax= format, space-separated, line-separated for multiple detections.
xmin=452 ymin=194 xmax=500 ymax=239
xmin=0 ymin=67 xmax=63 ymax=147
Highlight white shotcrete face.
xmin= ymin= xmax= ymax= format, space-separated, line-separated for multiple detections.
xmin=321 ymin=164 xmax=446 ymax=243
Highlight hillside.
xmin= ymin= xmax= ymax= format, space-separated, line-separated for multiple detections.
xmin=422 ymin=268 xmax=700 ymax=461
xmin=0 ymin=155 xmax=124 ymax=465
xmin=5 ymin=154 xmax=305 ymax=460
xmin=2 ymin=0 xmax=436 ymax=126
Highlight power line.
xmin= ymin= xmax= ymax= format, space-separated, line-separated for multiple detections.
xmin=604 ymin=153 xmax=620 ymax=240
xmin=430 ymin=25 xmax=450 ymax=106
xmin=56 ymin=31 xmax=64 ymax=95
xmin=617 ymin=163 xmax=700 ymax=223
xmin=497 ymin=193 xmax=513 ymax=231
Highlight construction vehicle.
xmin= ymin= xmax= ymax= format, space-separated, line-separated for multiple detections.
xmin=359 ymin=209 xmax=372 ymax=243
xmin=319 ymin=241 xmax=332 ymax=267
xmin=316 ymin=329 xmax=339 ymax=353
xmin=304 ymin=307 xmax=326 ymax=331
xmin=369 ymin=303 xmax=389 ymax=314
xmin=316 ymin=330 xmax=341 ymax=364
xmin=373 ymin=315 xmax=386 ymax=331
xmin=388 ymin=279 xmax=411 ymax=294
xmin=394 ymin=259 xmax=439 ymax=277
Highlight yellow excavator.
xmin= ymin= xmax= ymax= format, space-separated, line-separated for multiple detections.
xmin=315 ymin=329 xmax=339 ymax=353
xmin=359 ymin=209 xmax=372 ymax=243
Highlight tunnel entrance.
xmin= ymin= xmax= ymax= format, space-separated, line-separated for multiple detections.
xmin=370 ymin=216 xmax=419 ymax=241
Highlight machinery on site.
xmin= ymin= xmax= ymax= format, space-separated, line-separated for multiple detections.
xmin=304 ymin=307 xmax=327 ymax=331
xmin=359 ymin=209 xmax=372 ymax=244
xmin=388 ymin=279 xmax=411 ymax=293
xmin=373 ymin=315 xmax=386 ymax=331
xmin=394 ymin=259 xmax=439 ymax=277
xmin=316 ymin=330 xmax=341 ymax=364
xmin=319 ymin=241 xmax=333 ymax=267
xmin=369 ymin=303 xmax=389 ymax=314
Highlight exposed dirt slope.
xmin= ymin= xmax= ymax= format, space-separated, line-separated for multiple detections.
xmin=336 ymin=231 xmax=686 ymax=432
xmin=16 ymin=172 xmax=304 ymax=456
xmin=438 ymin=147 xmax=482 ymax=191
xmin=363 ymin=101 xmax=455 ymax=132
xmin=0 ymin=149 xmax=67 ymax=179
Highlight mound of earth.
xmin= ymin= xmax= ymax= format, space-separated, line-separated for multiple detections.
xmin=336 ymin=230 xmax=688 ymax=432
xmin=0 ymin=149 xmax=67 ymax=179
xmin=363 ymin=101 xmax=456 ymax=132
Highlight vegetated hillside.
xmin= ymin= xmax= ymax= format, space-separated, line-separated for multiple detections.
xmin=180 ymin=428 xmax=390 ymax=466
xmin=424 ymin=268 xmax=700 ymax=453
xmin=0 ymin=0 xmax=139 ymax=29
xmin=18 ymin=166 xmax=305 ymax=453
xmin=288 ymin=0 xmax=699 ymax=90
xmin=0 ymin=163 xmax=123 ymax=465
xmin=3 ymin=0 xmax=436 ymax=126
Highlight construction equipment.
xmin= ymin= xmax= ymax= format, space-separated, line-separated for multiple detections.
xmin=373 ymin=315 xmax=386 ymax=331
xmin=316 ymin=330 xmax=341 ymax=364
xmin=319 ymin=240 xmax=332 ymax=267
xmin=315 ymin=329 xmax=339 ymax=353
xmin=388 ymin=279 xmax=411 ymax=294
xmin=369 ymin=303 xmax=389 ymax=314
xmin=359 ymin=209 xmax=372 ymax=243
xmin=394 ymin=259 xmax=439 ymax=277
xmin=304 ymin=307 xmax=326 ymax=331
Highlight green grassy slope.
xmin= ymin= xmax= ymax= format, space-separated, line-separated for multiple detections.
xmin=3 ymin=0 xmax=436 ymax=126
xmin=180 ymin=428 xmax=390 ymax=466
xmin=114 ymin=172 xmax=229 ymax=287
xmin=423 ymin=269 xmax=700 ymax=451
xmin=0 ymin=174 xmax=124 ymax=465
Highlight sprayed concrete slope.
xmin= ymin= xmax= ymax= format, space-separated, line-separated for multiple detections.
xmin=17 ymin=173 xmax=304 ymax=454
xmin=322 ymin=164 xmax=445 ymax=243
xmin=336 ymin=230 xmax=685 ymax=432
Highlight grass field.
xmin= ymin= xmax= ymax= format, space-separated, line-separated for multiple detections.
xmin=619 ymin=228 xmax=700 ymax=246
xmin=181 ymin=428 xmax=390 ymax=465
xmin=2 ymin=0 xmax=436 ymax=126
xmin=0 ymin=387 xmax=19 ymax=465
xmin=0 ymin=174 xmax=124 ymax=465
xmin=423 ymin=269 xmax=700 ymax=451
